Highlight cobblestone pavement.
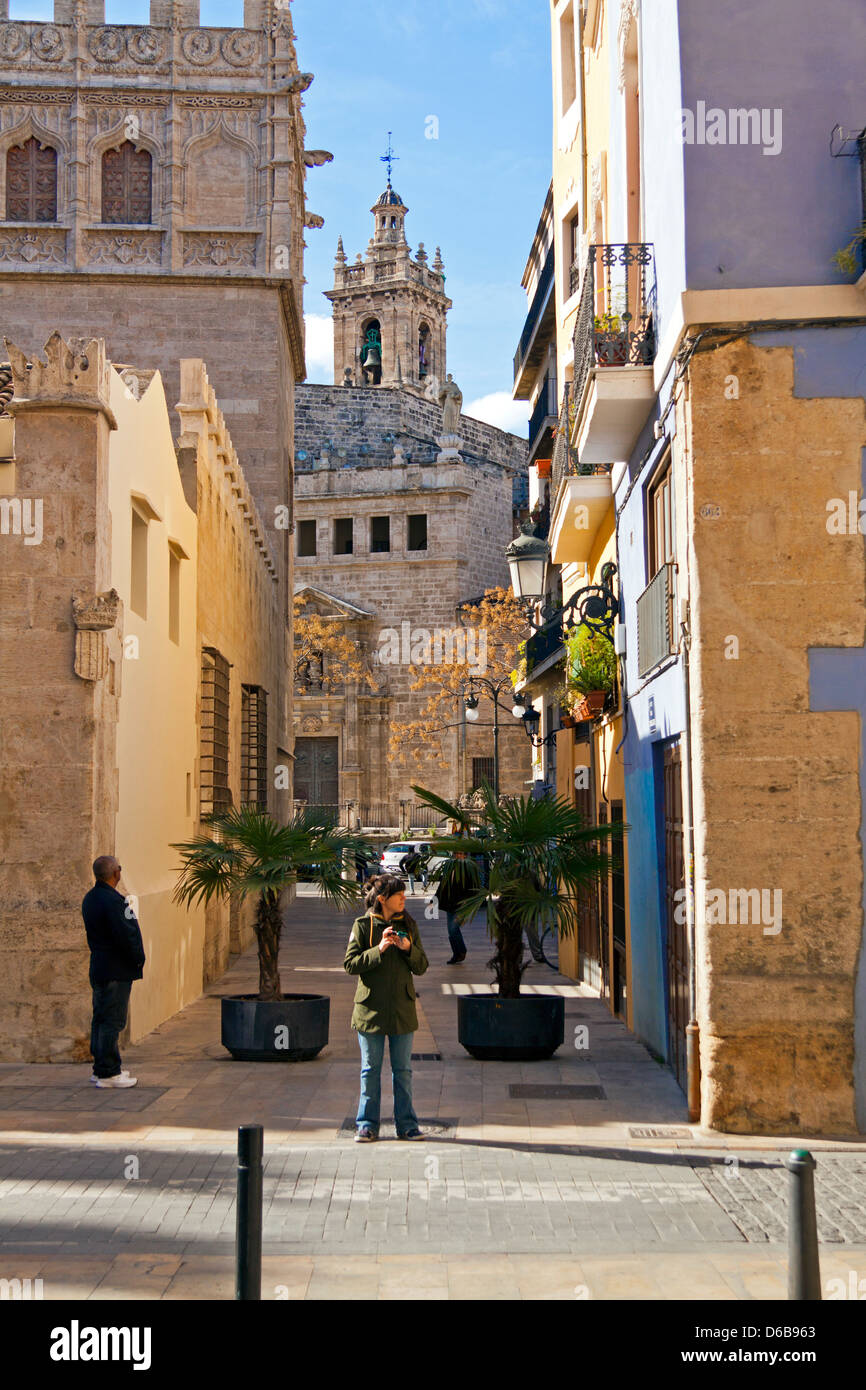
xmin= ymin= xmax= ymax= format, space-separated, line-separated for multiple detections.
xmin=1 ymin=892 xmax=864 ymax=1298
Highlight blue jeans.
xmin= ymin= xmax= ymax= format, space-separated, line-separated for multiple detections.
xmin=355 ymin=1031 xmax=419 ymax=1135
xmin=446 ymin=911 xmax=467 ymax=958
xmin=90 ymin=979 xmax=132 ymax=1078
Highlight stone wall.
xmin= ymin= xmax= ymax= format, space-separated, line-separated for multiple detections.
xmin=0 ymin=335 xmax=121 ymax=1061
xmin=686 ymin=335 xmax=866 ymax=1134
xmin=294 ymin=384 xmax=529 ymax=810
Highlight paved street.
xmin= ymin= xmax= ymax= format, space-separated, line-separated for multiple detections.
xmin=1 ymin=891 xmax=864 ymax=1300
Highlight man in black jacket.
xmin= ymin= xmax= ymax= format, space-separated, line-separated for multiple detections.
xmin=81 ymin=856 xmax=146 ymax=1088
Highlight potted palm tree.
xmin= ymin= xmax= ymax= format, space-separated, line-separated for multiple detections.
xmin=413 ymin=783 xmax=622 ymax=1059
xmin=172 ymin=805 xmax=369 ymax=1061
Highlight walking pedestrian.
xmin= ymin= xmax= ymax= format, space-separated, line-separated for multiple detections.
xmin=81 ymin=856 xmax=145 ymax=1088
xmin=399 ymin=847 xmax=423 ymax=895
xmin=343 ymin=874 xmax=429 ymax=1142
xmin=432 ymin=853 xmax=476 ymax=964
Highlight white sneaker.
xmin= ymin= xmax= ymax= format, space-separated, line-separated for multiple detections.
xmin=90 ymin=1069 xmax=129 ymax=1084
xmin=95 ymin=1074 xmax=138 ymax=1088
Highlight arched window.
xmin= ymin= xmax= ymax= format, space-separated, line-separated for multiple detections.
xmin=6 ymin=138 xmax=57 ymax=222
xmin=102 ymin=141 xmax=152 ymax=225
xmin=360 ymin=319 xmax=382 ymax=385
xmin=418 ymin=323 xmax=431 ymax=379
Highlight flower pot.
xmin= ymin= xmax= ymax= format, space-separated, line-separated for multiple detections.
xmin=575 ymin=690 xmax=608 ymax=719
xmin=457 ymin=994 xmax=565 ymax=1061
xmin=560 ymin=713 xmax=576 ymax=729
xmin=535 ymin=458 xmax=552 ymax=478
xmin=220 ymin=992 xmax=329 ymax=1062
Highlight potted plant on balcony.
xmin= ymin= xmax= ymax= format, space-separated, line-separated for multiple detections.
xmin=833 ymin=221 xmax=866 ymax=278
xmin=566 ymin=623 xmax=617 ymax=720
xmin=172 ymin=806 xmax=369 ymax=1061
xmin=593 ymin=289 xmax=630 ymax=365
xmin=412 ymin=782 xmax=621 ymax=1059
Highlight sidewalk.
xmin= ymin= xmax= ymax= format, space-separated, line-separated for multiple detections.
xmin=0 ymin=889 xmax=864 ymax=1300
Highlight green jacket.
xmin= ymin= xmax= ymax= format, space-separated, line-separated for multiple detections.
xmin=343 ymin=910 xmax=429 ymax=1034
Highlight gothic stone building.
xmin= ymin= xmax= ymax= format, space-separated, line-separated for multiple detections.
xmin=0 ymin=0 xmax=316 ymax=1056
xmin=294 ymin=183 xmax=530 ymax=827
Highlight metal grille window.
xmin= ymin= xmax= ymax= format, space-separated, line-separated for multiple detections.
xmin=471 ymin=757 xmax=495 ymax=792
xmin=200 ymin=647 xmax=231 ymax=817
xmin=6 ymin=139 xmax=57 ymax=222
xmin=241 ymin=685 xmax=268 ymax=809
xmin=101 ymin=142 xmax=152 ymax=225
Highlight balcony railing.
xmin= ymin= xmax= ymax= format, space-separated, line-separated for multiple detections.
xmin=528 ymin=374 xmax=557 ymax=456
xmin=636 ymin=562 xmax=676 ymax=678
xmin=513 ymin=244 xmax=555 ymax=384
xmin=525 ymin=614 xmax=564 ymax=677
xmin=572 ymin=242 xmax=657 ymax=420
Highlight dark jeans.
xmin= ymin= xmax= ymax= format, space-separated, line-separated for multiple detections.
xmin=446 ymin=910 xmax=467 ymax=958
xmin=90 ymin=980 xmax=132 ymax=1078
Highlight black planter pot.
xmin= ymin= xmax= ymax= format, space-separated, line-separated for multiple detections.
xmin=221 ymin=993 xmax=329 ymax=1062
xmin=457 ymin=994 xmax=565 ymax=1061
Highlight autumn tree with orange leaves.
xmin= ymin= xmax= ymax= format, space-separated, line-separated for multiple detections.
xmin=387 ymin=586 xmax=528 ymax=774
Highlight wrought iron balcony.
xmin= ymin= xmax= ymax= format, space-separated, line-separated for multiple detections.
xmin=636 ymin=562 xmax=676 ymax=678
xmin=571 ymin=242 xmax=658 ymax=465
xmin=528 ymin=374 xmax=557 ymax=458
xmin=524 ymin=614 xmax=564 ymax=678
xmin=513 ymin=244 xmax=555 ymax=395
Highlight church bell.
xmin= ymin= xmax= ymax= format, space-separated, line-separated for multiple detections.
xmin=364 ymin=343 xmax=381 ymax=371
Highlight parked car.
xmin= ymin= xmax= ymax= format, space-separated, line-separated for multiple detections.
xmin=380 ymin=840 xmax=447 ymax=878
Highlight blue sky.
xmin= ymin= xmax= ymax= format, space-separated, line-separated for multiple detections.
xmin=10 ymin=0 xmax=552 ymax=430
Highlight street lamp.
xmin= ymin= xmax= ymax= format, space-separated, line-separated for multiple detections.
xmin=463 ymin=694 xmax=480 ymax=722
xmin=505 ymin=521 xmax=550 ymax=601
xmin=514 ymin=700 xmax=558 ymax=749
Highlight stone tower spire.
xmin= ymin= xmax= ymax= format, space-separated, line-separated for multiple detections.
xmin=325 ymin=172 xmax=451 ymax=396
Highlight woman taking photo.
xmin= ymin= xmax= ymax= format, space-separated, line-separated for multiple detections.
xmin=343 ymin=874 xmax=429 ymax=1142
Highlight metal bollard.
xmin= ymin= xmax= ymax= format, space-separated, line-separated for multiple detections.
xmin=786 ymin=1149 xmax=821 ymax=1300
xmin=236 ymin=1124 xmax=263 ymax=1301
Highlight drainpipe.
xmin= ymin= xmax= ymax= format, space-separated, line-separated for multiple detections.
xmin=680 ymin=605 xmax=700 ymax=1123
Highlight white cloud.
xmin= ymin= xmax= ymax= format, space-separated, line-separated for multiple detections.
xmin=464 ymin=392 xmax=529 ymax=437
xmin=304 ymin=315 xmax=334 ymax=382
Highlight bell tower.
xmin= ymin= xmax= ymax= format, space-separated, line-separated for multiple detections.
xmin=325 ymin=142 xmax=451 ymax=397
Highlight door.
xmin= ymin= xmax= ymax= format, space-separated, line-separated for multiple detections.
xmin=663 ymin=742 xmax=688 ymax=1090
xmin=294 ymin=737 xmax=339 ymax=820
xmin=597 ymin=804 xmax=610 ymax=1000
xmin=575 ymin=763 xmax=602 ymax=991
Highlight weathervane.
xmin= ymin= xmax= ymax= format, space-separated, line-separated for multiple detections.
xmin=380 ymin=132 xmax=399 ymax=185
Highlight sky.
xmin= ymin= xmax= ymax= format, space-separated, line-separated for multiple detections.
xmin=10 ymin=0 xmax=553 ymax=432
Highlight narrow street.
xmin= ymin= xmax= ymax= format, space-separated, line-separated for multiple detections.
xmin=1 ymin=890 xmax=863 ymax=1301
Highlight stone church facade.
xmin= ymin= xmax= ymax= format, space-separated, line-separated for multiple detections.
xmin=294 ymin=184 xmax=530 ymax=828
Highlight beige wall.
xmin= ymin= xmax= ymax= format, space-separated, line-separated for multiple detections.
xmin=108 ymin=367 xmax=205 ymax=1041
xmin=685 ymin=338 xmax=865 ymax=1133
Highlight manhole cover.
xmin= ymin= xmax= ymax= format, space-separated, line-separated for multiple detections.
xmin=411 ymin=1053 xmax=442 ymax=1061
xmin=628 ymin=1126 xmax=693 ymax=1139
xmin=509 ymin=1084 xmax=606 ymax=1100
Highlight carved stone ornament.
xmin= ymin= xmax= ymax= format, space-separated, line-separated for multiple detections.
xmin=0 ymin=230 xmax=66 ymax=266
xmin=73 ymin=589 xmax=121 ymax=632
xmin=221 ymin=30 xmax=259 ymax=67
xmin=182 ymin=232 xmax=257 ymax=268
xmin=89 ymin=27 xmax=125 ymax=64
xmin=181 ymin=29 xmax=219 ymax=65
xmin=85 ymin=231 xmax=163 ymax=267
xmin=305 ymin=212 xmax=324 ymax=229
xmin=0 ymin=24 xmax=27 ymax=60
xmin=301 ymin=715 xmax=323 ymax=733
xmin=0 ymin=88 xmax=73 ymax=103
xmin=127 ymin=28 xmax=166 ymax=64
xmin=617 ymin=0 xmax=639 ymax=92
xmin=31 ymin=25 xmax=66 ymax=62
